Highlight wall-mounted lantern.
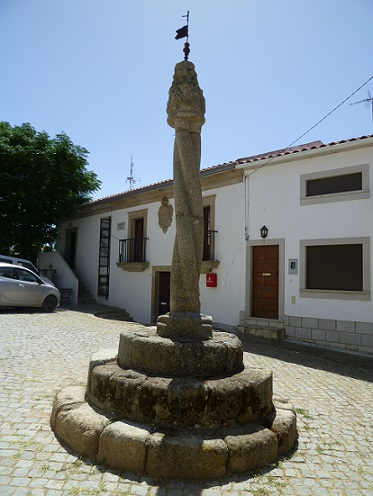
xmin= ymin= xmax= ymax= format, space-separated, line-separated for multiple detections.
xmin=260 ymin=225 xmax=268 ymax=239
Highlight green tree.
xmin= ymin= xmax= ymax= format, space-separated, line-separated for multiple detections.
xmin=0 ymin=122 xmax=101 ymax=262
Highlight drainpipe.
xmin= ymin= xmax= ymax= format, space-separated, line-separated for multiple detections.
xmin=244 ymin=172 xmax=250 ymax=240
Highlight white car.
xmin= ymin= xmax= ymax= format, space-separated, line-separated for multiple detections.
xmin=0 ymin=255 xmax=54 ymax=285
xmin=0 ymin=263 xmax=60 ymax=312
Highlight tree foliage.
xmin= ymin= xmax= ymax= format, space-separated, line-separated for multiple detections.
xmin=0 ymin=122 xmax=101 ymax=261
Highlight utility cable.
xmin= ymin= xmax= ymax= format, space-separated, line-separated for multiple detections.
xmin=246 ymin=74 xmax=373 ymax=176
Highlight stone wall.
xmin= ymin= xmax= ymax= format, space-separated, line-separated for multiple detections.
xmin=284 ymin=315 xmax=373 ymax=355
xmin=239 ymin=315 xmax=373 ymax=355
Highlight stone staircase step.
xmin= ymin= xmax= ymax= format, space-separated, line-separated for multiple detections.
xmin=94 ymin=308 xmax=134 ymax=322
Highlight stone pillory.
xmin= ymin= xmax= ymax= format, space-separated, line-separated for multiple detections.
xmin=51 ymin=57 xmax=297 ymax=480
xmin=157 ymin=60 xmax=213 ymax=340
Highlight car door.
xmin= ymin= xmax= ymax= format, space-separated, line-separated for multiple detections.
xmin=0 ymin=267 xmax=19 ymax=304
xmin=14 ymin=267 xmax=44 ymax=306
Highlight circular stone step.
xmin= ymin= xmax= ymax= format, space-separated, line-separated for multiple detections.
xmin=86 ymin=361 xmax=274 ymax=428
xmin=51 ymin=385 xmax=297 ymax=480
xmin=117 ymin=327 xmax=244 ymax=378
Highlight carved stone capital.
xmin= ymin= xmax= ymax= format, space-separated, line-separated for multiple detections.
xmin=167 ymin=61 xmax=205 ymax=130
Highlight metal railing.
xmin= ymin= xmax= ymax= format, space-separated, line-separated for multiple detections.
xmin=119 ymin=232 xmax=216 ymax=264
xmin=119 ymin=238 xmax=148 ymax=263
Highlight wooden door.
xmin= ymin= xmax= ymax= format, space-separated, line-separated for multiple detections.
xmin=252 ymin=245 xmax=279 ymax=319
xmin=65 ymin=229 xmax=77 ymax=270
xmin=158 ymin=271 xmax=170 ymax=317
xmin=203 ymin=206 xmax=210 ymax=260
xmin=134 ymin=218 xmax=144 ymax=262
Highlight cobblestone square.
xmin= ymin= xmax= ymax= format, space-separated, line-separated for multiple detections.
xmin=0 ymin=306 xmax=372 ymax=495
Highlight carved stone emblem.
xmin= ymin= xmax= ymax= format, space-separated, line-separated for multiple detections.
xmin=158 ymin=195 xmax=173 ymax=233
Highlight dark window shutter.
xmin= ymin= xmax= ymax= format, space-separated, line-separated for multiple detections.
xmin=306 ymin=244 xmax=363 ymax=291
xmin=306 ymin=173 xmax=362 ymax=197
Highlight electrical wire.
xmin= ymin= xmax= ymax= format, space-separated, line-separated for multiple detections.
xmin=246 ymin=74 xmax=373 ymax=177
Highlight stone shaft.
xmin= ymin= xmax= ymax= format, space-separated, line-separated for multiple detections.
xmin=170 ymin=128 xmax=203 ymax=315
xmin=157 ymin=60 xmax=208 ymax=340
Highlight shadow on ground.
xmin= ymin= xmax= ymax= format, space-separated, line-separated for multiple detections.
xmin=237 ymin=331 xmax=372 ymax=383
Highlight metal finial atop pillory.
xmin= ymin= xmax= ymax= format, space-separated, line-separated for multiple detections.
xmin=175 ymin=10 xmax=190 ymax=61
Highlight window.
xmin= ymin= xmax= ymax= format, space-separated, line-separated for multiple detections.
xmin=306 ymin=244 xmax=362 ymax=291
xmin=202 ymin=196 xmax=217 ymax=261
xmin=201 ymin=196 xmax=220 ymax=273
xmin=306 ymin=173 xmax=362 ymax=197
xmin=0 ymin=267 xmax=14 ymax=279
xmin=300 ymin=164 xmax=369 ymax=205
xmin=123 ymin=209 xmax=148 ymax=263
xmin=16 ymin=268 xmax=39 ymax=283
xmin=117 ymin=209 xmax=149 ymax=271
xmin=300 ymin=238 xmax=370 ymax=300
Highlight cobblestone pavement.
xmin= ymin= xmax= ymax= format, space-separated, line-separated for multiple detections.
xmin=0 ymin=305 xmax=372 ymax=496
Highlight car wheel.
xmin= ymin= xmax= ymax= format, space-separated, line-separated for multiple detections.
xmin=42 ymin=296 xmax=57 ymax=313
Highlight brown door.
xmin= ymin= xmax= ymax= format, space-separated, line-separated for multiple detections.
xmin=252 ymin=245 xmax=279 ymax=319
xmin=65 ymin=229 xmax=77 ymax=270
xmin=158 ymin=271 xmax=170 ymax=317
xmin=203 ymin=206 xmax=210 ymax=260
xmin=134 ymin=218 xmax=144 ymax=262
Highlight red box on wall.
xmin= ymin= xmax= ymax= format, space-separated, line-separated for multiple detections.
xmin=206 ymin=273 xmax=217 ymax=287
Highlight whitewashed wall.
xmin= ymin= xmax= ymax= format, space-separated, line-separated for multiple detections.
xmin=58 ymin=215 xmax=103 ymax=294
xmin=246 ymin=144 xmax=373 ymax=325
xmin=200 ymin=183 xmax=246 ymax=327
xmin=58 ymin=181 xmax=246 ymax=328
xmin=108 ymin=199 xmax=177 ymax=323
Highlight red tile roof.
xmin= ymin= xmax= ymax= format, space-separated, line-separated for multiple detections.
xmin=88 ymin=134 xmax=373 ymax=206
xmin=233 ymin=134 xmax=373 ymax=165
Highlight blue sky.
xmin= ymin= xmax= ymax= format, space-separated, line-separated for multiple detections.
xmin=1 ymin=0 xmax=372 ymax=200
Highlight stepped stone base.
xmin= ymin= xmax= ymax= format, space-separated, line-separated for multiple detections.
xmin=51 ymin=384 xmax=296 ymax=479
xmin=117 ymin=326 xmax=243 ymax=377
xmin=51 ymin=330 xmax=297 ymax=480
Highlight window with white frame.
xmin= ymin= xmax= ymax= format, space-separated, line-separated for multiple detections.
xmin=299 ymin=238 xmax=370 ymax=301
xmin=300 ymin=164 xmax=369 ymax=205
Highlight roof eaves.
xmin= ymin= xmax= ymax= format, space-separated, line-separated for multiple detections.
xmin=82 ymin=134 xmax=373 ymax=209
xmin=82 ymin=163 xmax=237 ymax=208
xmin=235 ymin=134 xmax=373 ymax=168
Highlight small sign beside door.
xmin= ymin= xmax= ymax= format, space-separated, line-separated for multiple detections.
xmin=289 ymin=259 xmax=298 ymax=275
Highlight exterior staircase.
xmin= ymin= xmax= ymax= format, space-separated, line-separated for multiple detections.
xmin=78 ymin=281 xmax=96 ymax=304
xmin=93 ymin=307 xmax=134 ymax=322
xmin=76 ymin=280 xmax=134 ymax=322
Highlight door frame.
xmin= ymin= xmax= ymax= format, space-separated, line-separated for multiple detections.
xmin=245 ymin=238 xmax=285 ymax=321
xmin=151 ymin=266 xmax=171 ymax=324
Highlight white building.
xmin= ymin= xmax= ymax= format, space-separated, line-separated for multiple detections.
xmin=44 ymin=134 xmax=373 ymax=355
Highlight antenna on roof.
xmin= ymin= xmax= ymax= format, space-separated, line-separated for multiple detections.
xmin=126 ymin=156 xmax=140 ymax=190
xmin=350 ymin=89 xmax=373 ymax=128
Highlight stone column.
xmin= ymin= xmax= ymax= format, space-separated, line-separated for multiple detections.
xmin=157 ymin=60 xmax=213 ymax=340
